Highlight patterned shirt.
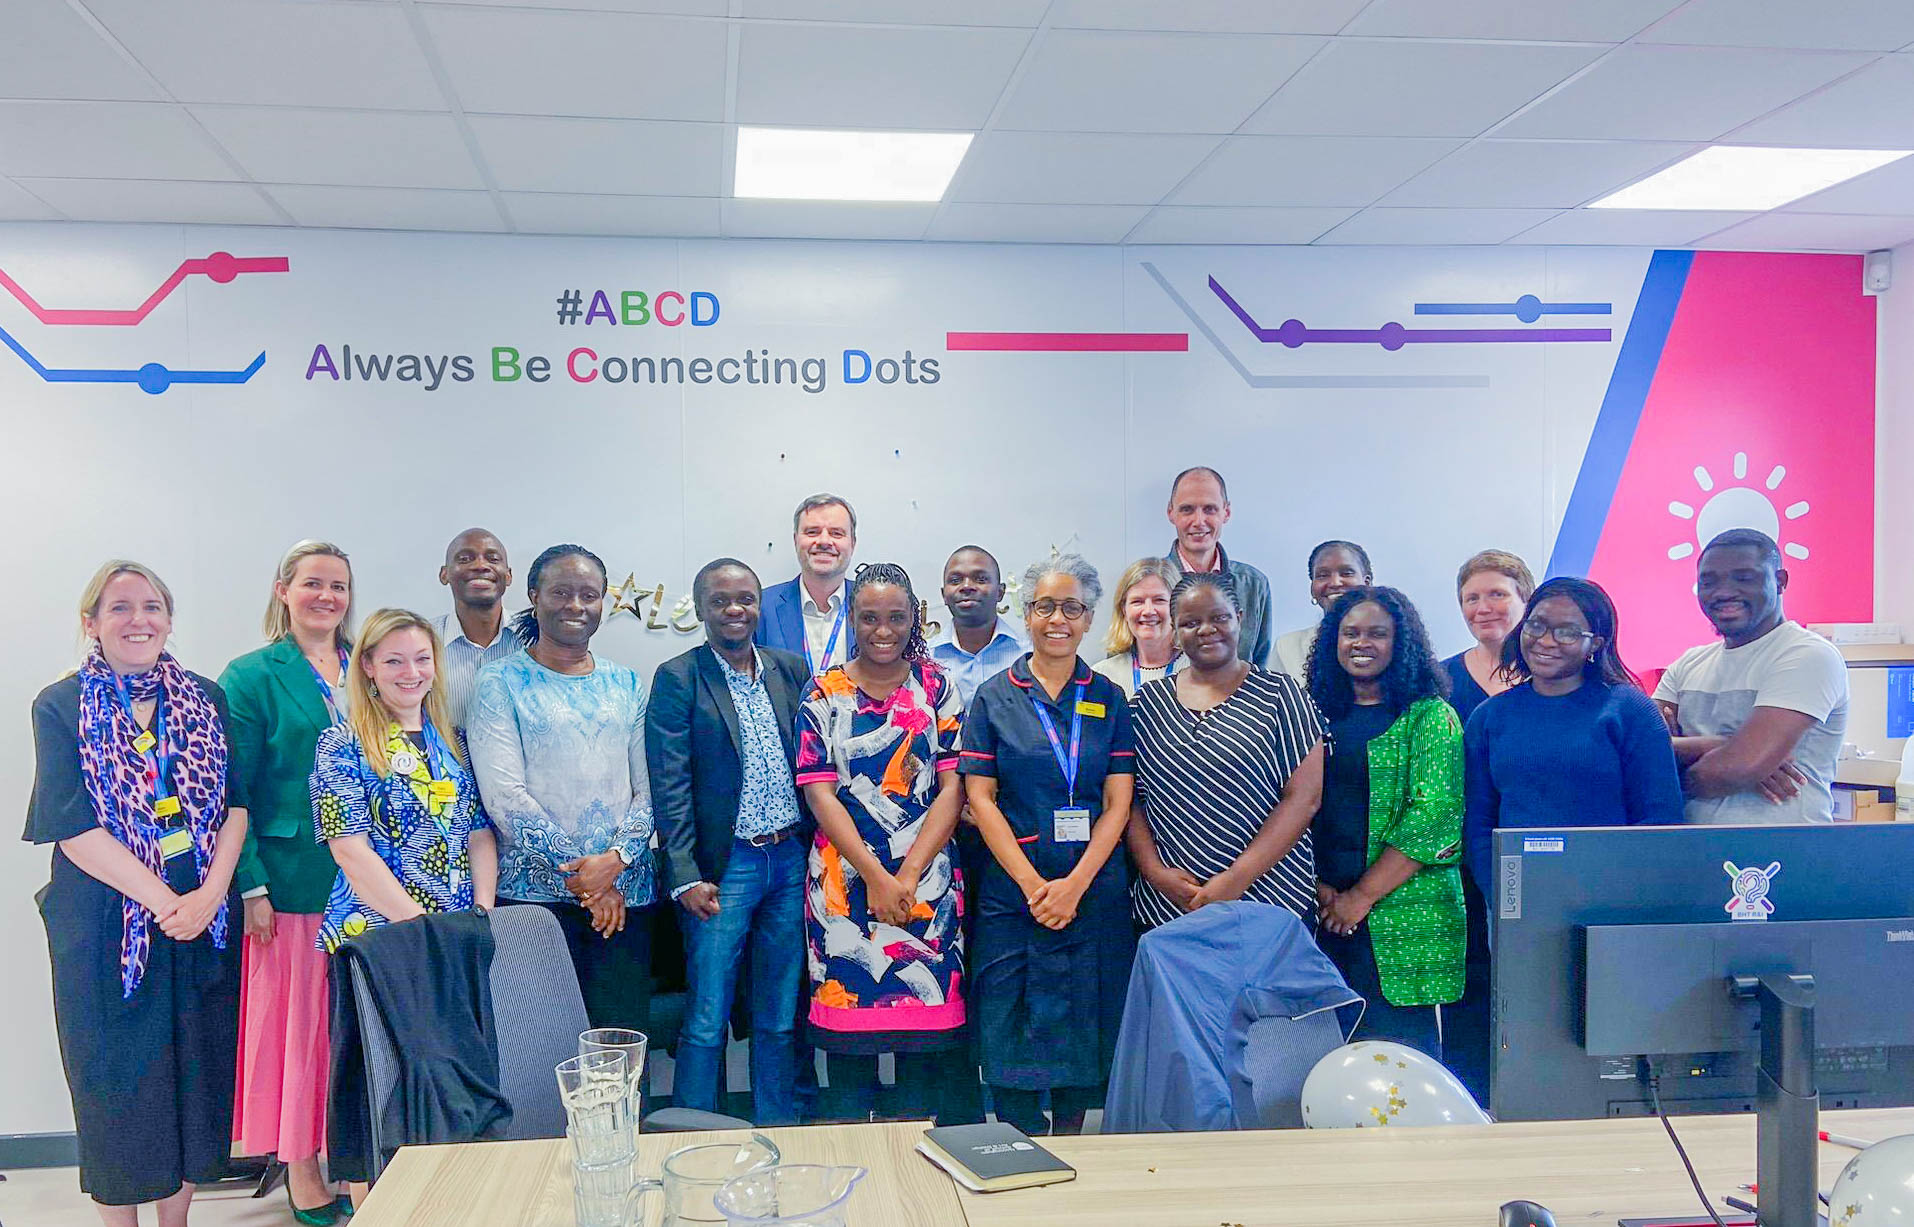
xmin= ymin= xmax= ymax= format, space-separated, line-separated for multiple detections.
xmin=716 ymin=647 xmax=803 ymax=840
xmin=466 ymin=651 xmax=656 ymax=907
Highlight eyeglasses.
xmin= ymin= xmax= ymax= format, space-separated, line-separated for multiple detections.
xmin=1520 ymin=619 xmax=1594 ymax=646
xmin=1029 ymin=599 xmax=1089 ymax=621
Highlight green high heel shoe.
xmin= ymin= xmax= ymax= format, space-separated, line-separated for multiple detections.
xmin=286 ymin=1181 xmax=340 ymax=1226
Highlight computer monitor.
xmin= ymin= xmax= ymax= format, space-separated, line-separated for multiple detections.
xmin=1490 ymin=822 xmax=1914 ymax=1124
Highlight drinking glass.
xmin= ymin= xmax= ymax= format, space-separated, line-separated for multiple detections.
xmin=557 ymin=1050 xmax=633 ymax=1166
xmin=580 ymin=1028 xmax=649 ymax=1126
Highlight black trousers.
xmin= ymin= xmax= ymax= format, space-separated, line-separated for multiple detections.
xmin=502 ymin=898 xmax=652 ymax=1033
xmin=991 ymin=1085 xmax=1097 ymax=1138
xmin=1443 ymin=867 xmax=1494 ymax=1108
xmin=42 ymin=857 xmax=239 ymax=1205
xmin=824 ymin=1048 xmax=982 ymax=1127
xmin=1317 ymin=924 xmax=1443 ymax=1059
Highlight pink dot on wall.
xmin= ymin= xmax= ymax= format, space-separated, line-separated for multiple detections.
xmin=204 ymin=252 xmax=240 ymax=283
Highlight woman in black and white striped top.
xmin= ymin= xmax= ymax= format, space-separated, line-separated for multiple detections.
xmin=1127 ymin=572 xmax=1325 ymax=928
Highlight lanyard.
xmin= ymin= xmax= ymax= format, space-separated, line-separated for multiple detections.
xmin=417 ymin=719 xmax=459 ymax=837
xmin=308 ymin=646 xmax=351 ymax=723
xmin=1030 ymin=683 xmax=1085 ymax=806
xmin=112 ymin=673 xmax=171 ymax=806
xmin=805 ymin=590 xmax=848 ymax=675
xmin=1133 ymin=649 xmax=1179 ymax=695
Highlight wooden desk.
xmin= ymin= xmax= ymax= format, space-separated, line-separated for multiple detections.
xmin=352 ymin=1121 xmax=963 ymax=1227
xmin=957 ymin=1108 xmax=1914 ymax=1227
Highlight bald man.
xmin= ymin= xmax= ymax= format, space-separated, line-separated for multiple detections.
xmin=433 ymin=527 xmax=525 ymax=731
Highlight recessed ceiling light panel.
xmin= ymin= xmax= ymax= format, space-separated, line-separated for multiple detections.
xmin=734 ymin=127 xmax=974 ymax=203
xmin=1589 ymin=146 xmax=1912 ymax=212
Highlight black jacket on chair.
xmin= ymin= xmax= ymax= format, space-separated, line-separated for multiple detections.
xmin=647 ymin=644 xmax=812 ymax=896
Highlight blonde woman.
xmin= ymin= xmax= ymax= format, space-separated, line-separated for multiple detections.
xmin=220 ymin=539 xmax=355 ymax=1225
xmin=1091 ymin=558 xmax=1182 ymax=700
xmin=29 ymin=562 xmax=245 ymax=1224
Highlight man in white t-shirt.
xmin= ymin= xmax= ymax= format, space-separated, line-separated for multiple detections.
xmin=1653 ymin=529 xmax=1848 ymax=824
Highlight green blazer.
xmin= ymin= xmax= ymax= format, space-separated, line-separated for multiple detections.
xmin=1362 ymin=696 xmax=1467 ymax=1008
xmin=221 ymin=638 xmax=341 ymax=913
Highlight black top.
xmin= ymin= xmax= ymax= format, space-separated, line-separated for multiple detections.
xmin=25 ymin=671 xmax=230 ymax=846
xmin=1316 ymin=702 xmax=1395 ymax=892
xmin=1441 ymin=652 xmax=1494 ymax=729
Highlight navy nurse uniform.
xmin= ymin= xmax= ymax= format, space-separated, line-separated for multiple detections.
xmin=959 ymin=654 xmax=1136 ymax=1109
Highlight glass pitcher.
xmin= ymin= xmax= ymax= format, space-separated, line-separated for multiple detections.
xmin=635 ymin=1134 xmax=783 ymax=1225
xmin=713 ymin=1164 xmax=868 ymax=1227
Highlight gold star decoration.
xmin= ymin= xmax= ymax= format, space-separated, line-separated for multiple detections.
xmin=606 ymin=573 xmax=641 ymax=617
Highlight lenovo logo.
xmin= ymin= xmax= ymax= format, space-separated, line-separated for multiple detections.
xmin=1887 ymin=930 xmax=1914 ymax=942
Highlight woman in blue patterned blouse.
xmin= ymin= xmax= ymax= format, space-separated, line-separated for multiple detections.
xmin=310 ymin=608 xmax=496 ymax=956
xmin=466 ymin=544 xmax=656 ymax=1032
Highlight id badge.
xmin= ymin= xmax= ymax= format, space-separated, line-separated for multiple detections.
xmin=1052 ymin=807 xmax=1092 ymax=843
xmin=153 ymin=795 xmax=181 ymax=819
xmin=158 ymin=825 xmax=193 ymax=861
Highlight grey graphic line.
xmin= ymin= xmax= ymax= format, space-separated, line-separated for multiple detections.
xmin=1138 ymin=261 xmax=1491 ymax=390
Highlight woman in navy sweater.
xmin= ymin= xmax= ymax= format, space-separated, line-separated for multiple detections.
xmin=1463 ymin=577 xmax=1682 ymax=889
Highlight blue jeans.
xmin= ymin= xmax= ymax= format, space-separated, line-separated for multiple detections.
xmin=674 ymin=835 xmax=806 ymax=1125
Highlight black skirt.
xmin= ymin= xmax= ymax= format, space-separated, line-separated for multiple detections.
xmin=40 ymin=852 xmax=239 ymax=1206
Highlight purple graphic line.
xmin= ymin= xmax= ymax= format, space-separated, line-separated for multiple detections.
xmin=1208 ymin=277 xmax=1612 ymax=351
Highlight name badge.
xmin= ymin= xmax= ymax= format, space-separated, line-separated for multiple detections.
xmin=1075 ymin=700 xmax=1106 ymax=719
xmin=1053 ymin=807 xmax=1092 ymax=843
xmin=153 ymin=795 xmax=182 ymax=819
xmin=158 ymin=826 xmax=193 ymax=860
xmin=132 ymin=730 xmax=157 ymax=755
xmin=429 ymin=779 xmax=458 ymax=806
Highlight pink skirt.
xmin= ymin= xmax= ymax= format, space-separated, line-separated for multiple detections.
xmin=232 ymin=913 xmax=330 ymax=1162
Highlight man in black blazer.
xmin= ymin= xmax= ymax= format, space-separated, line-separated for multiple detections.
xmin=647 ymin=558 xmax=812 ymax=1126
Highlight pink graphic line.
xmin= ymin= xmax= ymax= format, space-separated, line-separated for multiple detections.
xmin=0 ymin=252 xmax=291 ymax=326
xmin=947 ymin=331 xmax=1188 ymax=352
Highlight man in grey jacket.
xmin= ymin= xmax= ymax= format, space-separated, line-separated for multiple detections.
xmin=1163 ymin=466 xmax=1273 ymax=667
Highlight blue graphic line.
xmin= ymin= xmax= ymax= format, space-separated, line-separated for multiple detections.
xmin=1545 ymin=250 xmax=1694 ymax=580
xmin=1415 ymin=295 xmax=1612 ymax=322
xmin=0 ymin=324 xmax=266 ymax=395
xmin=1139 ymin=263 xmax=1490 ymax=390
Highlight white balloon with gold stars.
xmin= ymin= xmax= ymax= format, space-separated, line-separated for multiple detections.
xmin=1830 ymin=1133 xmax=1914 ymax=1227
xmin=1301 ymin=1041 xmax=1491 ymax=1129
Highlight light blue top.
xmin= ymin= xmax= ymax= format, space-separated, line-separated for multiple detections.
xmin=929 ymin=616 xmax=1028 ymax=707
xmin=717 ymin=647 xmax=804 ymax=841
xmin=467 ymin=650 xmax=656 ymax=907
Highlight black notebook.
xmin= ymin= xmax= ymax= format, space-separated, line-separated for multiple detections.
xmin=917 ymin=1122 xmax=1078 ymax=1193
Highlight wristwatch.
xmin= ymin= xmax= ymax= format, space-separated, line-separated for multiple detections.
xmin=612 ymin=844 xmax=634 ymax=866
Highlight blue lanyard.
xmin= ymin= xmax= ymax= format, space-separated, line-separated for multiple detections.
xmin=1133 ymin=650 xmax=1178 ymax=695
xmin=308 ymin=646 xmax=351 ymax=722
xmin=1030 ymin=683 xmax=1085 ymax=806
xmin=806 ymin=591 xmax=848 ymax=674
xmin=417 ymin=718 xmax=459 ymax=839
xmin=112 ymin=673 xmax=171 ymax=806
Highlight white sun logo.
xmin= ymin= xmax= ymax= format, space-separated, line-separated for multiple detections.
xmin=1666 ymin=451 xmax=1810 ymax=563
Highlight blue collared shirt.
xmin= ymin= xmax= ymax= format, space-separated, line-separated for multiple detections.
xmin=715 ymin=647 xmax=803 ymax=841
xmin=432 ymin=612 xmax=524 ymax=733
xmin=930 ymin=616 xmax=1029 ymax=707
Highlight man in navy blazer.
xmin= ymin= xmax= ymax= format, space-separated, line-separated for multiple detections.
xmin=648 ymin=558 xmax=812 ymax=1125
xmin=754 ymin=493 xmax=857 ymax=675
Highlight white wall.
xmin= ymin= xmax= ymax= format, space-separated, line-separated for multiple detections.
xmin=0 ymin=222 xmax=1843 ymax=1136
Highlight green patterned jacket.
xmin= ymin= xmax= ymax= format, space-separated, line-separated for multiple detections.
xmin=1359 ymin=695 xmax=1466 ymax=1007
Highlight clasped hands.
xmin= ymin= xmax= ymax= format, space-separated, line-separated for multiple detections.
xmin=1148 ymin=864 xmax=1248 ymax=915
xmin=563 ymin=850 xmax=629 ymax=937
xmin=1316 ymin=881 xmax=1376 ymax=937
xmin=153 ymin=884 xmax=225 ymax=941
xmin=1021 ymin=872 xmax=1090 ymax=930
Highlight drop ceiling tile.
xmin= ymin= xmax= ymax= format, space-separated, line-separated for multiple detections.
xmin=0 ymin=102 xmax=238 ymax=181
xmin=1636 ymin=0 xmax=1914 ymax=51
xmin=735 ymin=23 xmax=1028 ymax=129
xmin=1125 ymin=205 xmax=1353 ymax=243
xmin=1699 ymin=211 xmax=1914 ymax=251
xmin=13 ymin=177 xmax=281 ymax=225
xmin=1495 ymin=45 xmax=1874 ymax=141
xmin=1779 ymin=154 xmax=1914 ymax=215
xmin=994 ymin=29 xmax=1325 ymax=134
xmin=925 ymin=203 xmax=1149 ymax=242
xmin=82 ymin=0 xmax=443 ymax=109
xmin=503 ymin=192 xmax=720 ymax=236
xmin=424 ymin=7 xmax=727 ymax=120
xmin=1317 ymin=207 xmax=1561 ymax=244
xmin=1046 ymin=0 xmax=1370 ymax=35
xmin=0 ymin=178 xmax=63 ymax=221
xmin=468 ymin=115 xmax=721 ymax=195
xmin=264 ymin=184 xmax=504 ymax=232
xmin=1381 ymin=140 xmax=1697 ymax=208
xmin=1727 ymin=56 xmax=1914 ymax=147
xmin=423 ymin=0 xmax=726 ymax=12
xmin=1506 ymin=209 xmax=1758 ymax=246
xmin=740 ymin=0 xmax=1050 ymax=23
xmin=190 ymin=107 xmax=483 ymax=190
xmin=720 ymin=199 xmax=938 ymax=239
xmin=1170 ymin=135 xmax=1460 ymax=207
xmin=1243 ymin=39 xmax=1601 ymax=138
xmin=1343 ymin=0 xmax=1684 ymax=42
xmin=0 ymin=0 xmax=162 ymax=101
xmin=950 ymin=132 xmax=1220 ymax=204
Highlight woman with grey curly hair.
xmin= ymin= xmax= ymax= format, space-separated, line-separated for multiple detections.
xmin=959 ymin=553 xmax=1137 ymax=1137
